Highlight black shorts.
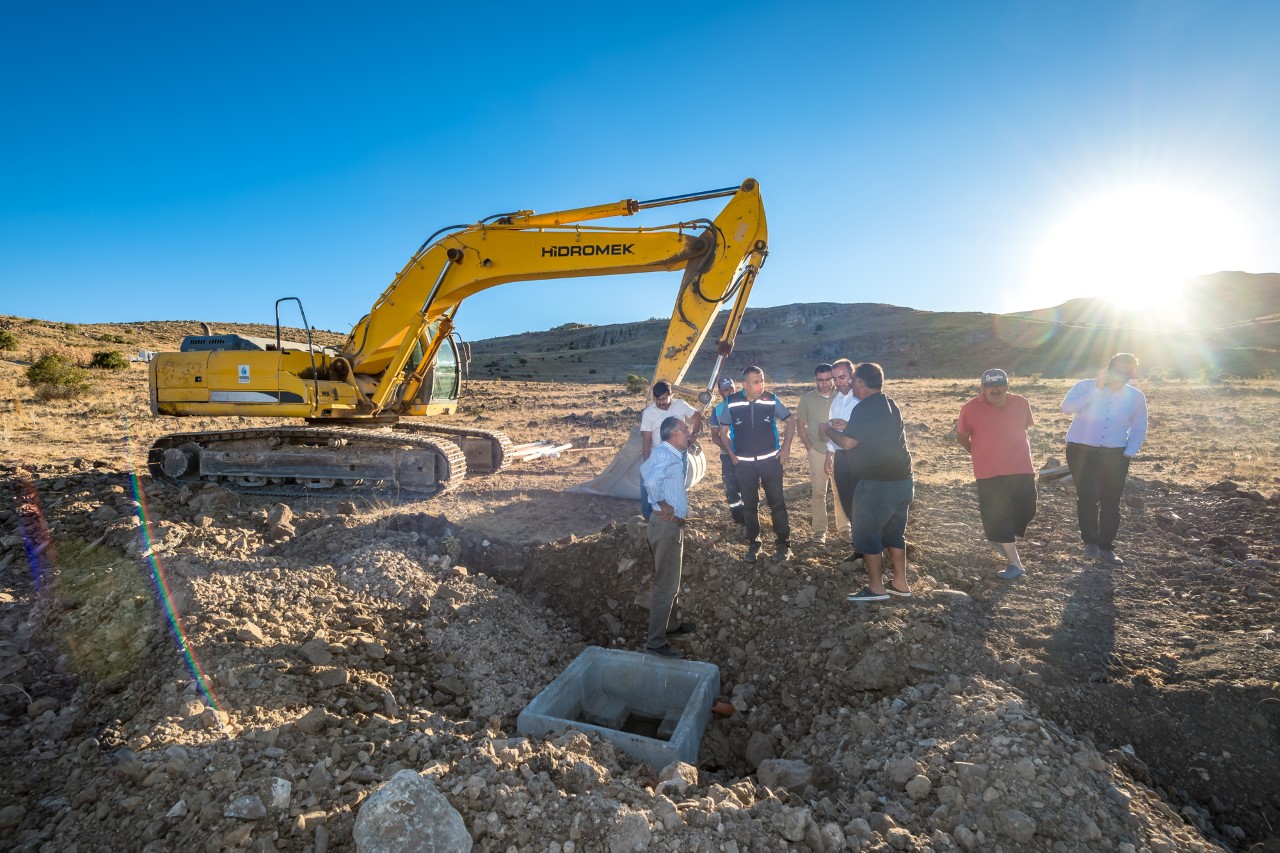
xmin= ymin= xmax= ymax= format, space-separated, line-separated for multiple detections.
xmin=976 ymin=473 xmax=1037 ymax=543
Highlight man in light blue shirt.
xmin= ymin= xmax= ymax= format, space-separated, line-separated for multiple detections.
xmin=1061 ymin=353 xmax=1148 ymax=565
xmin=639 ymin=416 xmax=694 ymax=657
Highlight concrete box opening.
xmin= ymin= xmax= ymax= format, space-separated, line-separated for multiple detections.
xmin=517 ymin=646 xmax=720 ymax=769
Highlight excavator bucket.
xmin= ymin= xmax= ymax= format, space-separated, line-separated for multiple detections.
xmin=569 ymin=425 xmax=707 ymax=499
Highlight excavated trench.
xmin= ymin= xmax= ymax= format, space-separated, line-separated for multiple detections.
xmin=389 ymin=503 xmax=1280 ymax=848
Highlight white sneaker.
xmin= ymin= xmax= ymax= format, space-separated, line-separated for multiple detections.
xmin=813 ymin=533 xmax=826 ymax=545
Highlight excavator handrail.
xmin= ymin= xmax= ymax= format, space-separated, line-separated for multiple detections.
xmin=274 ymin=296 xmax=321 ymax=414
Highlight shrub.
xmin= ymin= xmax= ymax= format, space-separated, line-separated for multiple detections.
xmin=97 ymin=333 xmax=128 ymax=344
xmin=88 ymin=351 xmax=129 ymax=371
xmin=624 ymin=374 xmax=648 ymax=394
xmin=0 ymin=329 xmax=16 ymax=351
xmin=26 ymin=353 xmax=92 ymax=399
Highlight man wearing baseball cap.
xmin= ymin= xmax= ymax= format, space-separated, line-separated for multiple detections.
xmin=706 ymin=375 xmax=746 ymax=527
xmin=956 ymin=368 xmax=1037 ymax=579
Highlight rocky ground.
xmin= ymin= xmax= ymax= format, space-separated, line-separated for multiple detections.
xmin=1 ymin=368 xmax=1279 ymax=852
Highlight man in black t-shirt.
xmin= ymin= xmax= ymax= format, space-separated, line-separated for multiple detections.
xmin=824 ymin=362 xmax=914 ymax=603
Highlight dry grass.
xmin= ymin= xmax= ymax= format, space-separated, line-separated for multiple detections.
xmin=2 ymin=316 xmax=1276 ymax=496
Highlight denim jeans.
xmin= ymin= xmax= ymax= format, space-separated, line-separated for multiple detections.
xmin=850 ymin=478 xmax=914 ymax=555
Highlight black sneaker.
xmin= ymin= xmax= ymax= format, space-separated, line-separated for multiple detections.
xmin=745 ymin=542 xmax=761 ymax=563
xmin=839 ymin=552 xmax=863 ymax=564
xmin=773 ymin=546 xmax=793 ymax=563
xmin=665 ymin=621 xmax=697 ymax=636
xmin=645 ymin=643 xmax=683 ymax=658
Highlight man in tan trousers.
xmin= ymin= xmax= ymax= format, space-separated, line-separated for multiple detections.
xmin=792 ymin=362 xmax=850 ymax=544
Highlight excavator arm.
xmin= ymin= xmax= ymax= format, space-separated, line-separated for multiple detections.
xmin=340 ymin=179 xmax=766 ymax=416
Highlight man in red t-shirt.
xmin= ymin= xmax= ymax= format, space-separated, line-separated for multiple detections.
xmin=956 ymin=369 xmax=1037 ymax=580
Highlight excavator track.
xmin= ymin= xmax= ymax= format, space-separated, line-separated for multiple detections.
xmin=148 ymin=426 xmax=467 ymax=498
xmin=392 ymin=423 xmax=514 ymax=475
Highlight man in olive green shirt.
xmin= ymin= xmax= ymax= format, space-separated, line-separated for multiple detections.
xmin=793 ymin=363 xmax=850 ymax=544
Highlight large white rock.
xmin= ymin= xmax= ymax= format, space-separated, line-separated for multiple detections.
xmin=354 ymin=770 xmax=472 ymax=853
xmin=757 ymin=758 xmax=814 ymax=792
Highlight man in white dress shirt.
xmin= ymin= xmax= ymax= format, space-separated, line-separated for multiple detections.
xmin=1061 ymin=353 xmax=1148 ymax=566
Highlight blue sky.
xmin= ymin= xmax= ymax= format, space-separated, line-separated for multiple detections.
xmin=3 ymin=1 xmax=1278 ymax=340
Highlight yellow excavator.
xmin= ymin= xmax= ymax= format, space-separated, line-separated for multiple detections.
xmin=147 ymin=179 xmax=767 ymax=498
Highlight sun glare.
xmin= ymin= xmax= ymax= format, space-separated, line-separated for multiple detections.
xmin=1027 ymin=186 xmax=1251 ymax=314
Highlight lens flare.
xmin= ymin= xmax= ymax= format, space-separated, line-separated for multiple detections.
xmin=1025 ymin=185 xmax=1255 ymax=318
xmin=123 ymin=416 xmax=224 ymax=719
xmin=15 ymin=469 xmax=55 ymax=592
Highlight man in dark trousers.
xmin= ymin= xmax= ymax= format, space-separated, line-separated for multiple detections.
xmin=825 ymin=357 xmax=861 ymax=563
xmin=1061 ymin=353 xmax=1148 ymax=565
xmin=707 ymin=376 xmax=746 ymax=528
xmin=718 ymin=366 xmax=793 ymax=563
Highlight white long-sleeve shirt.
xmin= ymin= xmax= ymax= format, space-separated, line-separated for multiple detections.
xmin=1061 ymin=379 xmax=1148 ymax=457
xmin=825 ymin=390 xmax=858 ymax=452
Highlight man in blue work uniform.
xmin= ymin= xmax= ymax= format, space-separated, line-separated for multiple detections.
xmin=718 ymin=366 xmax=793 ymax=563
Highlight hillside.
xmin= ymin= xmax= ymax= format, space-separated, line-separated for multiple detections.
xmin=471 ymin=271 xmax=1280 ymax=384
xmin=1012 ymin=271 xmax=1280 ymax=330
xmin=4 ymin=271 xmax=1272 ymax=390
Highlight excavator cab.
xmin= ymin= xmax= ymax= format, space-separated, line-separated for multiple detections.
xmin=404 ymin=322 xmax=460 ymax=416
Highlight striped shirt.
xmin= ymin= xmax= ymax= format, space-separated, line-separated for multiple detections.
xmin=639 ymin=441 xmax=688 ymax=519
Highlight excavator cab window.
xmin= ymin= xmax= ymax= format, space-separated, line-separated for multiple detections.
xmin=405 ymin=321 xmax=459 ymax=406
xmin=430 ymin=337 xmax=459 ymax=403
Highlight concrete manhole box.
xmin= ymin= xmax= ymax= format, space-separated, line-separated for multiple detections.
xmin=517 ymin=646 xmax=720 ymax=769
